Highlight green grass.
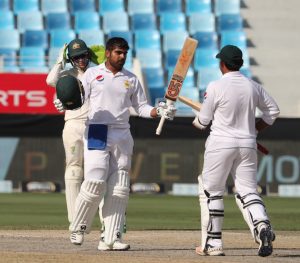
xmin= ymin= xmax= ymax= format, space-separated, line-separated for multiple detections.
xmin=0 ymin=193 xmax=299 ymax=231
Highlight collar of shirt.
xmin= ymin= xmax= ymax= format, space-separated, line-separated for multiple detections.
xmin=221 ymin=71 xmax=242 ymax=78
xmin=99 ymin=62 xmax=126 ymax=77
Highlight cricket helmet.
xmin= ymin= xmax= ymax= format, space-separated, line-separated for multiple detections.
xmin=56 ymin=74 xmax=84 ymax=110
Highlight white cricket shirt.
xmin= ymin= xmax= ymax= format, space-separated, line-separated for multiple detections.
xmin=81 ymin=63 xmax=154 ymax=128
xmin=198 ymin=71 xmax=280 ymax=149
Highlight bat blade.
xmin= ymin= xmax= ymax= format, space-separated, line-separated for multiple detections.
xmin=156 ymin=37 xmax=198 ymax=135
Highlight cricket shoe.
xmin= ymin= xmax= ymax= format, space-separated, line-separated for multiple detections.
xmin=258 ymin=226 xmax=274 ymax=257
xmin=70 ymin=231 xmax=84 ymax=245
xmin=98 ymin=238 xmax=130 ymax=251
xmin=195 ymin=245 xmax=225 ymax=256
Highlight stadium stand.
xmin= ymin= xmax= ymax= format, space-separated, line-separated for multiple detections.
xmin=0 ymin=0 xmax=253 ymax=111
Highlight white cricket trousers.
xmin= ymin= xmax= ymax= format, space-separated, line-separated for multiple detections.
xmin=202 ymin=147 xmax=258 ymax=197
xmin=83 ymin=126 xmax=134 ymax=181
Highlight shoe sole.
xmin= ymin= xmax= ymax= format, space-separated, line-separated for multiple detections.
xmin=195 ymin=246 xmax=225 ymax=256
xmin=258 ymin=228 xmax=273 ymax=257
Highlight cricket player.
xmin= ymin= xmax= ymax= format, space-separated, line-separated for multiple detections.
xmin=46 ymin=38 xmax=126 ymax=250
xmin=69 ymin=37 xmax=176 ymax=251
xmin=193 ymin=45 xmax=279 ymax=257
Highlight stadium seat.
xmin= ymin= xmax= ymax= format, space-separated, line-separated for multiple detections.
xmin=46 ymin=13 xmax=71 ymax=31
xmin=128 ymin=0 xmax=154 ymax=15
xmin=3 ymin=65 xmax=20 ymax=72
xmin=48 ymin=47 xmax=60 ymax=66
xmin=136 ymin=49 xmax=162 ymax=68
xmin=0 ymin=49 xmax=17 ymax=66
xmin=165 ymin=49 xmax=181 ymax=69
xmin=78 ymin=30 xmax=105 ymax=46
xmin=13 ymin=0 xmax=39 ymax=14
xmin=70 ymin=0 xmax=95 ymax=13
xmin=135 ymin=30 xmax=161 ymax=50
xmin=124 ymin=49 xmax=132 ymax=69
xmin=159 ymin=12 xmax=186 ymax=33
xmin=50 ymin=29 xmax=76 ymax=48
xmin=185 ymin=0 xmax=212 ymax=16
xmin=0 ymin=0 xmax=10 ymax=11
xmin=99 ymin=0 xmax=124 ymax=14
xmin=193 ymin=32 xmax=218 ymax=49
xmin=22 ymin=30 xmax=48 ymax=49
xmin=131 ymin=13 xmax=156 ymax=31
xmin=197 ymin=66 xmax=222 ymax=90
xmin=74 ymin=11 xmax=100 ymax=33
xmin=167 ymin=67 xmax=195 ymax=88
xmin=156 ymin=0 xmax=182 ymax=14
xmin=194 ymin=48 xmax=219 ymax=70
xmin=102 ymin=12 xmax=128 ymax=34
xmin=19 ymin=47 xmax=46 ymax=69
xmin=240 ymin=67 xmax=252 ymax=78
xmin=162 ymin=31 xmax=188 ymax=53
xmin=148 ymin=86 xmax=165 ymax=106
xmin=143 ymin=67 xmax=165 ymax=88
xmin=107 ymin=31 xmax=133 ymax=47
xmin=0 ymin=11 xmax=14 ymax=30
xmin=41 ymin=0 xmax=68 ymax=14
xmin=17 ymin=11 xmax=44 ymax=33
xmin=189 ymin=13 xmax=216 ymax=34
xmin=217 ymin=14 xmax=243 ymax=32
xmin=220 ymin=30 xmax=247 ymax=50
xmin=214 ymin=0 xmax=240 ymax=16
xmin=0 ymin=29 xmax=20 ymax=49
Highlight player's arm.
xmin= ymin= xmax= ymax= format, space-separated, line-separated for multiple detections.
xmin=46 ymin=44 xmax=67 ymax=87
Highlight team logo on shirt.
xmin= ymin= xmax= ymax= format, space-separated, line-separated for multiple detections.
xmin=124 ymin=80 xmax=130 ymax=89
xmin=96 ymin=75 xmax=104 ymax=81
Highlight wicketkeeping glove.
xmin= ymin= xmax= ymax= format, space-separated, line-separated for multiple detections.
xmin=89 ymin=45 xmax=106 ymax=65
xmin=53 ymin=99 xmax=65 ymax=112
xmin=156 ymin=101 xmax=177 ymax=120
xmin=56 ymin=43 xmax=68 ymax=68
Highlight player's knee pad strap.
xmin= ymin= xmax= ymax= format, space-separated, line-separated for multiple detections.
xmin=103 ymin=170 xmax=130 ymax=246
xmin=70 ymin=179 xmax=106 ymax=233
xmin=65 ymin=166 xmax=83 ymax=223
xmin=235 ymin=193 xmax=270 ymax=241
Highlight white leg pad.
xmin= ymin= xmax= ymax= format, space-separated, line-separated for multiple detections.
xmin=235 ymin=193 xmax=270 ymax=242
xmin=69 ymin=179 xmax=106 ymax=234
xmin=198 ymin=175 xmax=224 ymax=249
xmin=102 ymin=170 xmax=130 ymax=246
xmin=65 ymin=166 xmax=83 ymax=223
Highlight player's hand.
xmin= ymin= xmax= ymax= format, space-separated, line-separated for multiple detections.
xmin=156 ymin=101 xmax=176 ymax=120
xmin=192 ymin=117 xmax=207 ymax=130
xmin=56 ymin=43 xmax=67 ymax=68
xmin=53 ymin=99 xmax=65 ymax=112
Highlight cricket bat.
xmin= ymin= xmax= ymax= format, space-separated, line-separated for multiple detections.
xmin=156 ymin=37 xmax=198 ymax=135
xmin=178 ymin=95 xmax=270 ymax=155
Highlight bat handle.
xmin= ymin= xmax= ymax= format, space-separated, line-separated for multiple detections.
xmin=257 ymin=142 xmax=269 ymax=155
xmin=156 ymin=115 xmax=166 ymax=135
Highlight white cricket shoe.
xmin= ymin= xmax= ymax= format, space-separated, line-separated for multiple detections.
xmin=258 ymin=226 xmax=274 ymax=257
xmin=70 ymin=231 xmax=84 ymax=245
xmin=196 ymin=245 xmax=225 ymax=256
xmin=98 ymin=239 xmax=130 ymax=251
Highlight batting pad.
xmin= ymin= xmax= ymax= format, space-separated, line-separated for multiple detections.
xmin=102 ymin=170 xmax=130 ymax=246
xmin=65 ymin=166 xmax=83 ymax=223
xmin=69 ymin=179 xmax=106 ymax=233
xmin=235 ymin=193 xmax=270 ymax=241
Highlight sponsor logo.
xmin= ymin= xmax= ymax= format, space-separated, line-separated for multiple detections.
xmin=124 ymin=80 xmax=130 ymax=89
xmin=0 ymin=90 xmax=47 ymax=107
xmin=96 ymin=75 xmax=104 ymax=81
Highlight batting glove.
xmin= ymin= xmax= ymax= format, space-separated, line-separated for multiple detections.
xmin=53 ymin=99 xmax=65 ymax=112
xmin=56 ymin=43 xmax=67 ymax=68
xmin=156 ymin=101 xmax=177 ymax=121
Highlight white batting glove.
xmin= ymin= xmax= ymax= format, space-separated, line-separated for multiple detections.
xmin=156 ymin=101 xmax=177 ymax=121
xmin=56 ymin=43 xmax=67 ymax=68
xmin=53 ymin=99 xmax=65 ymax=112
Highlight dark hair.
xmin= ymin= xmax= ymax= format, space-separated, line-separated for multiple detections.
xmin=106 ymin=37 xmax=129 ymax=51
xmin=224 ymin=60 xmax=243 ymax=71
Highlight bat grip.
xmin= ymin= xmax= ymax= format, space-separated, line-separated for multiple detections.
xmin=156 ymin=115 xmax=166 ymax=135
xmin=257 ymin=142 xmax=269 ymax=155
